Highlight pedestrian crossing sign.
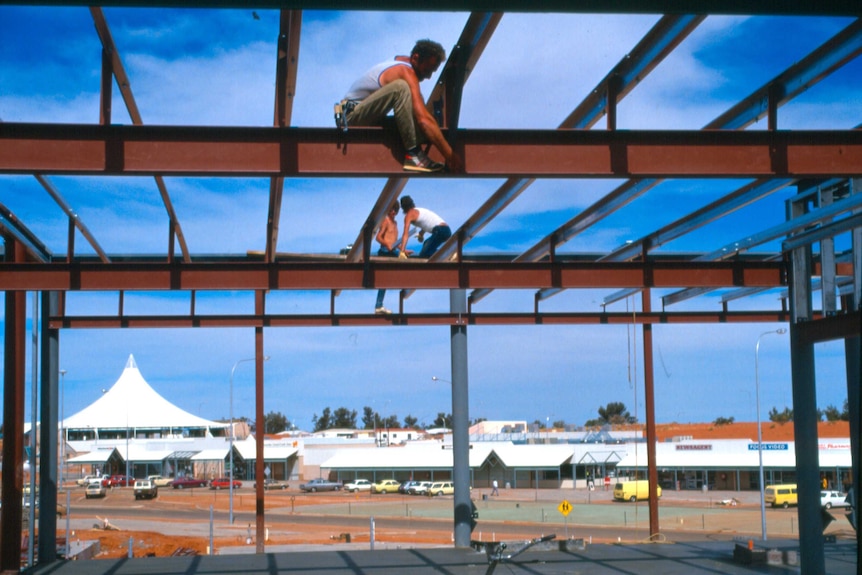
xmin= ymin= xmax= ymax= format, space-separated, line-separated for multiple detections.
xmin=557 ymin=500 xmax=572 ymax=516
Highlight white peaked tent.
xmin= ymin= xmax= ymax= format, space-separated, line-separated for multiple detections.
xmin=62 ymin=354 xmax=227 ymax=436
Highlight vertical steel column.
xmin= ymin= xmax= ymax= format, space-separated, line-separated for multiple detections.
xmin=788 ymin=225 xmax=825 ymax=574
xmin=37 ymin=292 xmax=60 ymax=563
xmin=641 ymin=289 xmax=659 ymax=537
xmin=449 ymin=289 xmax=471 ymax=547
xmin=254 ymin=291 xmax=266 ymax=554
xmin=1 ymin=240 xmax=26 ymax=573
xmin=846 ymin=333 xmax=861 ymax=567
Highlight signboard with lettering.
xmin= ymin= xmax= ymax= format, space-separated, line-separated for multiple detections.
xmin=747 ymin=443 xmax=788 ymax=450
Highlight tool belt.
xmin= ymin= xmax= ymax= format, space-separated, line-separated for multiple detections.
xmin=334 ymin=99 xmax=358 ymax=132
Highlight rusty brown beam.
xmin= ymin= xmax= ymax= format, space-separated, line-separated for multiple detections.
xmin=0 ymin=260 xmax=785 ymax=291
xmin=47 ymin=309 xmax=797 ymax=330
xmin=2 ymin=123 xmax=861 ymax=178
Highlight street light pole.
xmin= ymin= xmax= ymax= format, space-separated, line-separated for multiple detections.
xmin=59 ymin=369 xmax=66 ymax=489
xmin=229 ymin=356 xmax=269 ymax=524
xmin=754 ymin=327 xmax=787 ymax=541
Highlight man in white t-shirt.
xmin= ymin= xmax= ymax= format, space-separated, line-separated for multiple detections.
xmin=342 ymin=39 xmax=463 ymax=173
xmin=398 ymin=195 xmax=451 ymax=258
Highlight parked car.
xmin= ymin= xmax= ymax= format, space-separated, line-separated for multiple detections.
xmin=147 ymin=475 xmax=173 ymax=487
xmin=262 ymin=479 xmax=288 ymax=490
xmin=821 ymin=490 xmax=849 ymax=509
xmin=299 ymin=478 xmax=342 ymax=492
xmin=77 ymin=474 xmax=106 ymax=487
xmin=85 ymin=480 xmax=107 ymax=499
xmin=408 ymin=481 xmax=432 ymax=495
xmin=133 ymin=479 xmax=158 ymax=500
xmin=426 ymin=481 xmax=455 ymax=497
xmin=613 ymin=480 xmax=662 ymax=502
xmin=170 ymin=476 xmax=209 ymax=489
xmin=399 ymin=480 xmax=420 ymax=494
xmin=211 ymin=477 xmax=242 ymax=490
xmin=344 ymin=479 xmax=372 ymax=493
xmin=371 ymin=479 xmax=400 ymax=494
xmin=765 ymin=484 xmax=798 ymax=508
xmin=104 ymin=475 xmax=134 ymax=488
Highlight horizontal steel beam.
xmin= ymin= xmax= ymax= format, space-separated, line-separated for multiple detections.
xmin=2 ymin=123 xmax=861 ymax=178
xmin=0 ymin=260 xmax=786 ymax=292
xmin=48 ymin=309 xmax=797 ymax=330
xmin=7 ymin=1 xmax=861 ymax=16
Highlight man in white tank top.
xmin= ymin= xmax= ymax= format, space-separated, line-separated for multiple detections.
xmin=398 ymin=195 xmax=452 ymax=258
xmin=342 ymin=39 xmax=464 ymax=173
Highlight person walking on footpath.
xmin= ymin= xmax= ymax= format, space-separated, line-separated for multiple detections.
xmin=373 ymin=201 xmax=407 ymax=314
xmin=397 ymin=195 xmax=451 ymax=259
xmin=340 ymin=39 xmax=464 ymax=173
xmin=491 ymin=479 xmax=499 ymax=496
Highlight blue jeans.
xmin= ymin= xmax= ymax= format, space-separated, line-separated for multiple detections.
xmin=418 ymin=225 xmax=452 ymax=258
xmin=375 ymin=247 xmax=399 ymax=308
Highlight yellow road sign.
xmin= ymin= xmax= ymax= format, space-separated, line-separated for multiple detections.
xmin=557 ymin=499 xmax=572 ymax=516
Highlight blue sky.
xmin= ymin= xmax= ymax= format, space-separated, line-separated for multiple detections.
xmin=1 ymin=8 xmax=858 ymax=430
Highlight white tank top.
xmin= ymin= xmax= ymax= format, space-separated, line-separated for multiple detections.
xmin=411 ymin=208 xmax=445 ymax=234
xmin=344 ymin=59 xmax=411 ymax=101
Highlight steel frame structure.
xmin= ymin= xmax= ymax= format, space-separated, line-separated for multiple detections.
xmin=1 ymin=3 xmax=861 ymax=573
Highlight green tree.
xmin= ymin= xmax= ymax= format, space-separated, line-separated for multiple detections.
xmin=361 ymin=406 xmax=376 ymax=430
xmin=430 ymin=412 xmax=452 ymax=428
xmin=403 ymin=414 xmax=418 ymax=428
xmin=768 ymin=406 xmax=793 ymax=423
xmin=584 ymin=402 xmax=636 ymax=426
xmin=713 ymin=416 xmax=735 ymax=426
xmin=332 ymin=407 xmax=358 ymax=429
xmin=263 ymin=411 xmax=289 ymax=434
xmin=312 ymin=407 xmax=332 ymax=431
xmin=552 ymin=419 xmax=566 ymax=429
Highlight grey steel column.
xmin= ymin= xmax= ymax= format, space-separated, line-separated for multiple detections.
xmin=846 ymin=334 xmax=860 ymax=565
xmin=788 ymin=229 xmax=825 ymax=575
xmin=449 ymin=289 xmax=471 ymax=547
xmin=789 ymin=324 xmax=824 ymax=574
xmin=38 ymin=292 xmax=60 ymax=563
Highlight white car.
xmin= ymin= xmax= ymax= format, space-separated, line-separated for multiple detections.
xmin=344 ymin=479 xmax=372 ymax=493
xmin=820 ymin=490 xmax=849 ymax=509
xmin=408 ymin=481 xmax=432 ymax=495
xmin=85 ymin=480 xmax=107 ymax=499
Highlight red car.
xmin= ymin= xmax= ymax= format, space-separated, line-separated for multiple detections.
xmin=104 ymin=475 xmax=134 ymax=487
xmin=170 ymin=477 xmax=209 ymax=489
xmin=210 ymin=477 xmax=242 ymax=490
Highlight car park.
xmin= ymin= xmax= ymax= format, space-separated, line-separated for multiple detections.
xmin=262 ymin=478 xmax=288 ymax=490
xmin=133 ymin=479 xmax=158 ymax=500
xmin=820 ymin=490 xmax=849 ymax=509
xmin=299 ymin=478 xmax=342 ymax=492
xmin=170 ymin=476 xmax=209 ymax=489
xmin=85 ymin=481 xmax=107 ymax=499
xmin=408 ymin=481 xmax=432 ymax=495
xmin=147 ymin=475 xmax=173 ymax=487
xmin=344 ymin=479 xmax=372 ymax=493
xmin=211 ymin=477 xmax=242 ymax=490
xmin=426 ymin=481 xmax=455 ymax=497
xmin=372 ymin=479 xmax=401 ymax=494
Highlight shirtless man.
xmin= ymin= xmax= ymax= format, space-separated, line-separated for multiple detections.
xmin=342 ymin=39 xmax=464 ymax=173
xmin=398 ymin=195 xmax=451 ymax=259
xmin=374 ymin=201 xmax=403 ymax=314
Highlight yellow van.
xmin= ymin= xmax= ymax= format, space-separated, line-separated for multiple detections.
xmin=764 ymin=484 xmax=798 ymax=508
xmin=613 ymin=480 xmax=662 ymax=502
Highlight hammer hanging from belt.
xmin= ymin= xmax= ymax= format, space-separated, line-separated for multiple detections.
xmin=334 ymin=99 xmax=357 ymax=132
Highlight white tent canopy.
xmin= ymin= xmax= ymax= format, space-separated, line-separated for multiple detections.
xmin=62 ymin=354 xmax=226 ymax=433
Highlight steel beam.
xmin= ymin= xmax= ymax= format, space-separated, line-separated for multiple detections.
xmin=6 ymin=1 xmax=861 ymax=16
xmin=2 ymin=123 xmax=861 ymax=178
xmin=47 ymin=310 xmax=796 ymax=330
xmin=0 ymin=260 xmax=786 ymax=292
